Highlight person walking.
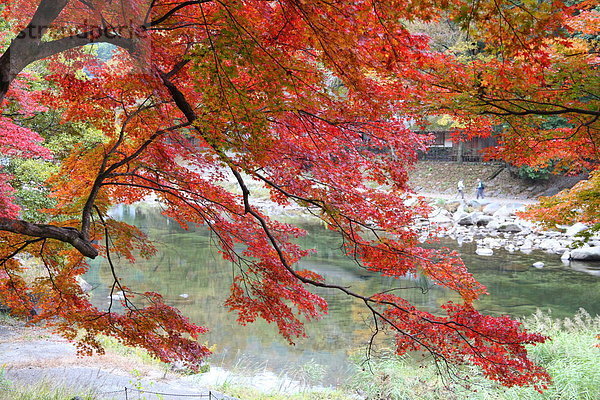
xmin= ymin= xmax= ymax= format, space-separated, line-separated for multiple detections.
xmin=476 ymin=178 xmax=485 ymax=199
xmin=457 ymin=180 xmax=465 ymax=201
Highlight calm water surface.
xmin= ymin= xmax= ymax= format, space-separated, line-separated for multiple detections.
xmin=86 ymin=205 xmax=600 ymax=384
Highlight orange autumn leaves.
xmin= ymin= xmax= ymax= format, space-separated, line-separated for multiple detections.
xmin=0 ymin=0 xmax=596 ymax=386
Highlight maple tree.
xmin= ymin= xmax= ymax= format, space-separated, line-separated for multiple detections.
xmin=0 ymin=0 xmax=596 ymax=390
xmin=405 ymin=1 xmax=599 ymax=231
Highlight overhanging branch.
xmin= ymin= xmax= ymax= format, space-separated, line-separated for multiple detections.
xmin=0 ymin=218 xmax=98 ymax=258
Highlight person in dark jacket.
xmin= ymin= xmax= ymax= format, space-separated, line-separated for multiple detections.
xmin=476 ymin=178 xmax=485 ymax=199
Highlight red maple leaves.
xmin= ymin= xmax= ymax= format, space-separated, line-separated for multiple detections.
xmin=1 ymin=0 xmax=595 ymax=388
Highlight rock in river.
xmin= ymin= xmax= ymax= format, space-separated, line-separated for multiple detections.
xmin=538 ymin=238 xmax=561 ymax=252
xmin=497 ymin=223 xmax=523 ymax=233
xmin=474 ymin=214 xmax=494 ymax=227
xmin=476 ymin=247 xmax=494 ymax=256
xmin=443 ymin=201 xmax=462 ymax=213
xmin=570 ymin=246 xmax=600 ymax=261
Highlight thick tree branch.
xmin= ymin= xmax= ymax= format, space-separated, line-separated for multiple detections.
xmin=0 ymin=0 xmax=135 ymax=103
xmin=0 ymin=218 xmax=98 ymax=258
xmin=0 ymin=0 xmax=69 ymax=101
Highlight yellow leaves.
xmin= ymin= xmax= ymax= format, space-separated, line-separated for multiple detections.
xmin=436 ymin=114 xmax=465 ymax=129
xmin=545 ymin=36 xmax=595 ymax=58
xmin=449 ymin=41 xmax=479 ymax=60
xmin=46 ymin=146 xmax=102 ymax=208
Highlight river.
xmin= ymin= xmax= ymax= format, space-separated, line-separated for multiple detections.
xmin=85 ymin=205 xmax=600 ymax=386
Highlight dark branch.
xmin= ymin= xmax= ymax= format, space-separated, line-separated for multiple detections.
xmin=147 ymin=0 xmax=214 ymax=28
xmin=478 ymin=97 xmax=600 ymax=117
xmin=0 ymin=218 xmax=98 ymax=258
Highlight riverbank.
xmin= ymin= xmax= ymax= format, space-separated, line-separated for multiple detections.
xmin=0 ymin=316 xmax=348 ymax=400
xmin=0 ymin=316 xmax=235 ymax=400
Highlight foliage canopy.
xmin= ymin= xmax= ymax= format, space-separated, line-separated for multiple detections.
xmin=0 ymin=0 xmax=597 ymax=390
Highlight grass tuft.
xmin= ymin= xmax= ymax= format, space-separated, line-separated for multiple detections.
xmin=0 ymin=370 xmax=96 ymax=400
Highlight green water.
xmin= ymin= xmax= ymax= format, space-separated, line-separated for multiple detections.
xmin=85 ymin=205 xmax=600 ymax=385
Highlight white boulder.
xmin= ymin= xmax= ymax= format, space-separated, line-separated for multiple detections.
xmin=493 ymin=206 xmax=512 ymax=218
xmin=570 ymin=246 xmax=600 ymax=261
xmin=486 ymin=219 xmax=502 ymax=230
xmin=457 ymin=213 xmax=477 ymax=226
xmin=565 ymin=223 xmax=589 ymax=237
xmin=497 ymin=223 xmax=523 ymax=233
xmin=430 ymin=214 xmax=453 ymax=225
xmin=475 ymin=247 xmax=494 ymax=256
xmin=538 ymin=238 xmax=561 ymax=252
xmin=483 ymin=202 xmax=502 ymax=215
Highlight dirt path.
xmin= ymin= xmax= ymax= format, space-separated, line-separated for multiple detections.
xmin=417 ymin=192 xmax=537 ymax=206
xmin=0 ymin=321 xmax=236 ymax=400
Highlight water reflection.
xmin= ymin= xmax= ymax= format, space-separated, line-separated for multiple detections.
xmin=86 ymin=205 xmax=600 ymax=385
